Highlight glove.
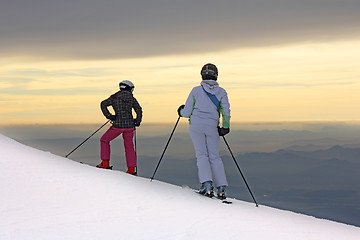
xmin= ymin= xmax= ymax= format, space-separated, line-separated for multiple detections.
xmin=177 ymin=104 xmax=185 ymax=117
xmin=106 ymin=115 xmax=116 ymax=121
xmin=134 ymin=119 xmax=140 ymax=127
xmin=218 ymin=127 xmax=230 ymax=136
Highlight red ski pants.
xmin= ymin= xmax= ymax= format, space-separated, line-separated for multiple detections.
xmin=100 ymin=127 xmax=136 ymax=168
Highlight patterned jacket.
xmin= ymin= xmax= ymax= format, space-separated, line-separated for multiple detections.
xmin=101 ymin=90 xmax=142 ymax=129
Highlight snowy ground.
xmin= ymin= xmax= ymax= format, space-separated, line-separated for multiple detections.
xmin=0 ymin=134 xmax=359 ymax=240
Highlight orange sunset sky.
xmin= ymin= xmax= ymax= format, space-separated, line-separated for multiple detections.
xmin=1 ymin=1 xmax=360 ymax=125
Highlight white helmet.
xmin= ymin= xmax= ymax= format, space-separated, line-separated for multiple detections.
xmin=119 ymin=80 xmax=134 ymax=92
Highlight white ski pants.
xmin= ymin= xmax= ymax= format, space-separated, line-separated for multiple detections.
xmin=189 ymin=123 xmax=228 ymax=187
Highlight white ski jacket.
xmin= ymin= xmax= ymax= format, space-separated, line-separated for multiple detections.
xmin=180 ymin=80 xmax=231 ymax=128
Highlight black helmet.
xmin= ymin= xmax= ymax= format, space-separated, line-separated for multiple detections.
xmin=119 ymin=80 xmax=134 ymax=92
xmin=201 ymin=63 xmax=218 ymax=80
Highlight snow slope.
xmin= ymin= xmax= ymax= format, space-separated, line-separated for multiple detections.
xmin=0 ymin=134 xmax=359 ymax=240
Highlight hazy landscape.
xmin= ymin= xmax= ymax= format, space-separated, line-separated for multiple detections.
xmin=1 ymin=121 xmax=359 ymax=227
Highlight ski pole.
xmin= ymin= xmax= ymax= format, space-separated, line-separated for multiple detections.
xmin=222 ymin=136 xmax=259 ymax=207
xmin=150 ymin=116 xmax=181 ymax=181
xmin=65 ymin=120 xmax=111 ymax=158
xmin=134 ymin=127 xmax=137 ymax=158
xmin=134 ymin=127 xmax=137 ymax=171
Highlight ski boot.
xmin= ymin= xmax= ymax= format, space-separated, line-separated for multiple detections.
xmin=199 ymin=181 xmax=214 ymax=197
xmin=96 ymin=160 xmax=112 ymax=169
xmin=126 ymin=166 xmax=137 ymax=176
xmin=217 ymin=185 xmax=227 ymax=200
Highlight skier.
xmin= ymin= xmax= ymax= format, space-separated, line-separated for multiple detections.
xmin=97 ymin=80 xmax=142 ymax=175
xmin=178 ymin=63 xmax=230 ymax=199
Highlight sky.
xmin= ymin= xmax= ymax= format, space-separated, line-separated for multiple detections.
xmin=1 ymin=0 xmax=360 ymax=124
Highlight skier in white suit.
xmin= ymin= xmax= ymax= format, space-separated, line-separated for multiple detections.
xmin=178 ymin=63 xmax=231 ymax=199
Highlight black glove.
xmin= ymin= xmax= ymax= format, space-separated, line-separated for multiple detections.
xmin=134 ymin=119 xmax=140 ymax=127
xmin=218 ymin=127 xmax=230 ymax=136
xmin=106 ymin=115 xmax=116 ymax=121
xmin=177 ymin=104 xmax=185 ymax=117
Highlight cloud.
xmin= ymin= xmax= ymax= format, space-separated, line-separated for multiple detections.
xmin=1 ymin=0 xmax=360 ymax=60
xmin=2 ymin=87 xmax=108 ymax=96
xmin=0 ymin=76 xmax=108 ymax=96
xmin=227 ymin=80 xmax=357 ymax=89
xmin=9 ymin=68 xmax=118 ymax=77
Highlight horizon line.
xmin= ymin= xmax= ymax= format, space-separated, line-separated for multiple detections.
xmin=1 ymin=120 xmax=360 ymax=127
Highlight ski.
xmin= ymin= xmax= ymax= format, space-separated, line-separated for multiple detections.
xmin=79 ymin=162 xmax=113 ymax=170
xmin=181 ymin=185 xmax=233 ymax=204
xmin=101 ymin=166 xmax=113 ymax=170
xmin=195 ymin=190 xmax=232 ymax=204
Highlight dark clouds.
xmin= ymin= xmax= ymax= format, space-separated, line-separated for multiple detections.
xmin=1 ymin=0 xmax=360 ymax=59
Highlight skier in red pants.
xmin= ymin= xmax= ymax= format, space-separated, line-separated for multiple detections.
xmin=97 ymin=80 xmax=142 ymax=175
